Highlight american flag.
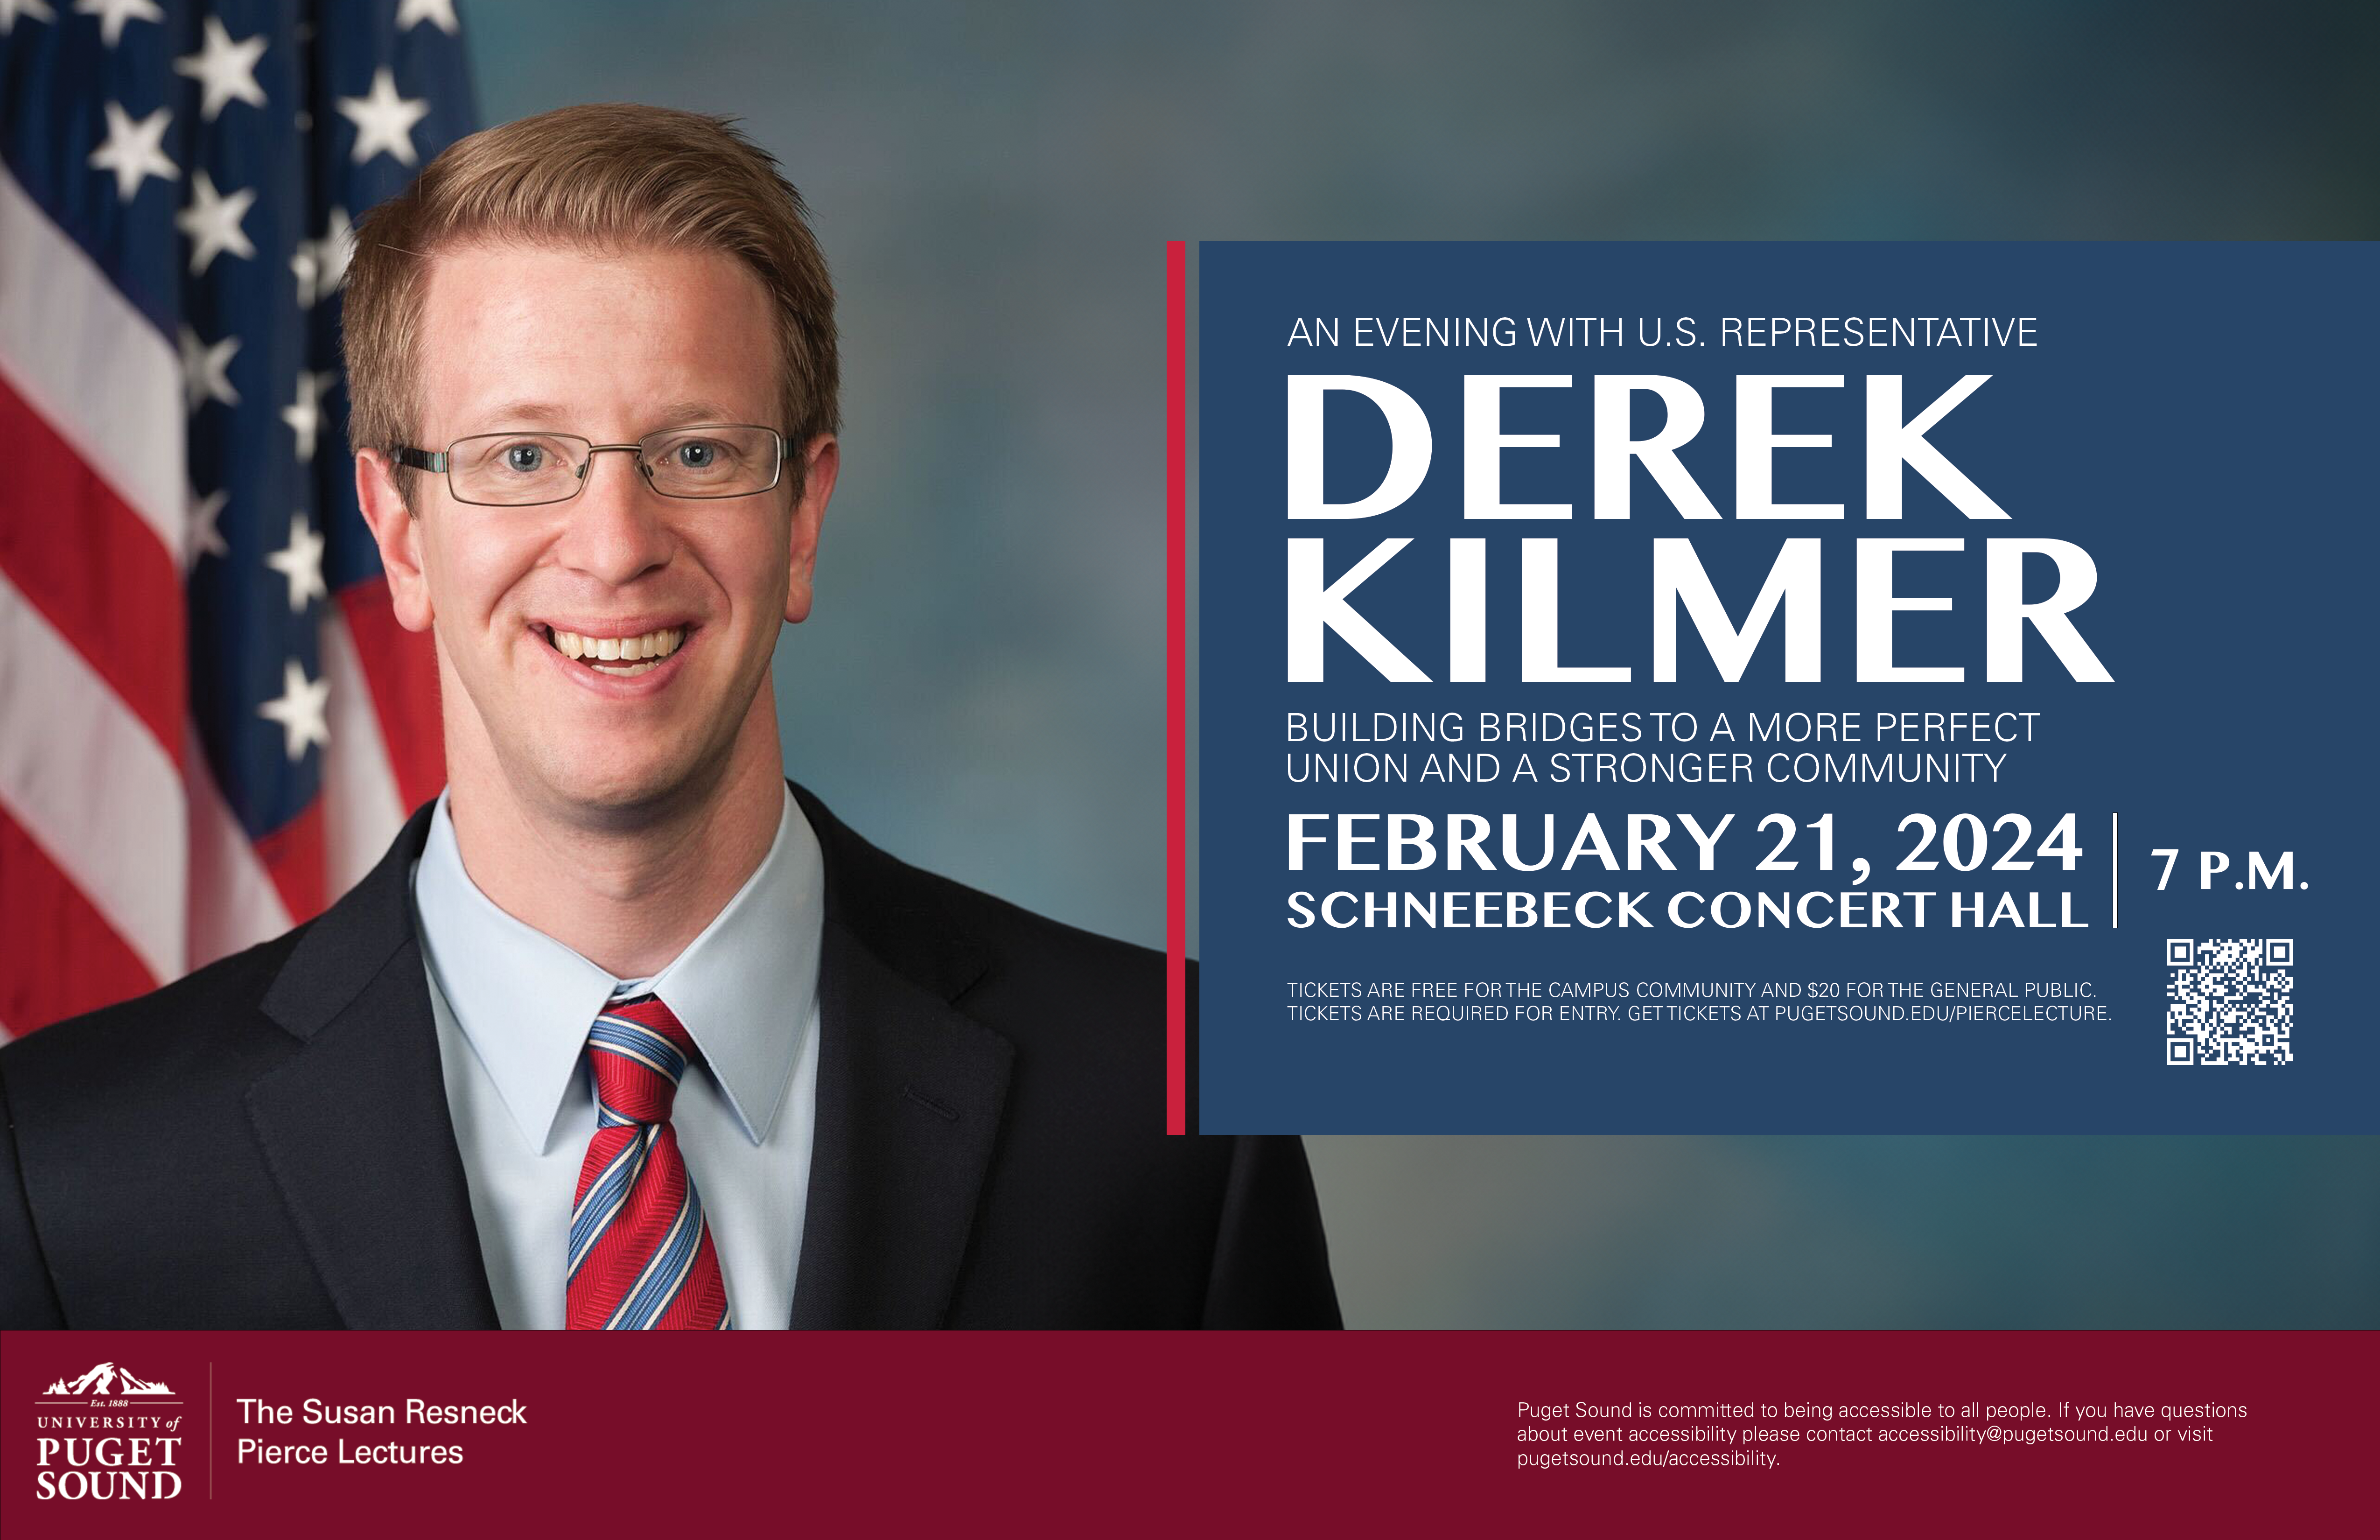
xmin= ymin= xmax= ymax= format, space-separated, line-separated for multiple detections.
xmin=0 ymin=1 xmax=474 ymax=1035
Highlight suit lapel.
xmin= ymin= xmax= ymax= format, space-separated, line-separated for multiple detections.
xmin=237 ymin=783 xmax=1013 ymax=1330
xmin=249 ymin=803 xmax=500 ymax=1329
xmin=789 ymin=787 xmax=1014 ymax=1329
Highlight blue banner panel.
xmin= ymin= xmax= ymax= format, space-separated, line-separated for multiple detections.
xmin=1198 ymin=243 xmax=2372 ymax=1133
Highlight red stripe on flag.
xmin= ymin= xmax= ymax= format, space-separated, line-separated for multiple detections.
xmin=252 ymin=797 xmax=326 ymax=925
xmin=336 ymin=578 xmax=444 ymax=813
xmin=0 ymin=804 xmax=158 ymax=1032
xmin=1165 ymin=240 xmax=1188 ymax=1136
xmin=0 ymin=376 xmax=184 ymax=759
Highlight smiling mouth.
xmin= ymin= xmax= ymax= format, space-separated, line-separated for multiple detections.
xmin=542 ymin=624 xmax=689 ymax=678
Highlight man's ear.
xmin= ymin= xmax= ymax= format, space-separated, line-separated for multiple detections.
xmin=355 ymin=448 xmax=434 ymax=632
xmin=784 ymin=434 xmax=839 ymax=624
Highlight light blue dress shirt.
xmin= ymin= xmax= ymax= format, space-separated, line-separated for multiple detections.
xmin=409 ymin=784 xmax=822 ymax=1329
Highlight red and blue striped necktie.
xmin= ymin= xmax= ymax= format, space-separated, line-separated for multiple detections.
xmin=567 ymin=994 xmax=733 ymax=1330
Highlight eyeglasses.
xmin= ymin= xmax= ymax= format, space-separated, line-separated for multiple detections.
xmin=391 ymin=425 xmax=787 ymax=506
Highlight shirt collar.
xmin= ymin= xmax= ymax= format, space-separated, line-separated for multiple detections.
xmin=410 ymin=783 xmax=824 ymax=1154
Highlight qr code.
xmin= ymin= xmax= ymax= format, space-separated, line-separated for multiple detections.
xmin=2164 ymin=938 xmax=2293 ymax=1066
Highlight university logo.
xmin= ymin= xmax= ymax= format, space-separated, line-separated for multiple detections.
xmin=30 ymin=1361 xmax=187 ymax=1501
xmin=41 ymin=1363 xmax=180 ymax=1400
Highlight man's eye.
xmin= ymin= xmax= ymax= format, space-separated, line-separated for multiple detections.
xmin=502 ymin=443 xmax=546 ymax=473
xmin=674 ymin=441 xmax=720 ymax=469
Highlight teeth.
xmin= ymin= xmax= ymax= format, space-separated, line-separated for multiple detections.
xmin=547 ymin=626 xmax=683 ymax=664
xmin=591 ymin=659 xmax=658 ymax=676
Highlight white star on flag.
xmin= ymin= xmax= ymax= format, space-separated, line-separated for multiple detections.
xmin=178 ymin=324 xmax=240 ymax=409
xmin=73 ymin=0 xmax=158 ymax=48
xmin=15 ymin=0 xmax=476 ymax=1043
xmin=292 ymin=206 xmax=355 ymax=308
xmin=395 ymin=0 xmax=459 ymax=34
xmin=265 ymin=511 xmax=328 ymax=612
xmin=257 ymin=658 xmax=332 ymax=762
xmin=0 ymin=0 xmax=56 ymax=38
xmin=336 ymin=67 xmax=430 ymax=166
xmin=176 ymin=170 xmax=258 ymax=274
xmin=186 ymin=488 xmax=230 ymax=567
xmin=173 ymin=16 xmax=268 ymax=121
xmin=87 ymin=100 xmax=177 ymax=202
xmin=282 ymin=369 xmax=332 ymax=461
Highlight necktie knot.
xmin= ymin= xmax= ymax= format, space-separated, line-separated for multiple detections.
xmin=587 ymin=993 xmax=695 ymax=1127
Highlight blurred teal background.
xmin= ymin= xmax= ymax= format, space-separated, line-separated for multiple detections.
xmin=462 ymin=0 xmax=2377 ymax=1326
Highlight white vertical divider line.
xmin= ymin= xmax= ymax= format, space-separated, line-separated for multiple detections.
xmin=2111 ymin=812 xmax=2119 ymax=929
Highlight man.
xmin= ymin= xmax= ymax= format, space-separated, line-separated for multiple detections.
xmin=0 ymin=105 xmax=1337 ymax=1330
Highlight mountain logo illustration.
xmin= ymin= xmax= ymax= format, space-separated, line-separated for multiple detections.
xmin=41 ymin=1363 xmax=176 ymax=1398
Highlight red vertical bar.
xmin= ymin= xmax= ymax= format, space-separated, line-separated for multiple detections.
xmin=1165 ymin=240 xmax=1188 ymax=1135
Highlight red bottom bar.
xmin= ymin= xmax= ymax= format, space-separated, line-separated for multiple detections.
xmin=5 ymin=1330 xmax=2367 ymax=1534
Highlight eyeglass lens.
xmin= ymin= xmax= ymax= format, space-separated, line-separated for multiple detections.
xmin=444 ymin=426 xmax=781 ymax=504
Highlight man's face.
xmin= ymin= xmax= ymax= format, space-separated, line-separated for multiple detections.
xmin=361 ymin=242 xmax=834 ymax=819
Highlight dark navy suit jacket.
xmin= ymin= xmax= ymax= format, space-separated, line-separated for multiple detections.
xmin=0 ymin=784 xmax=1339 ymax=1329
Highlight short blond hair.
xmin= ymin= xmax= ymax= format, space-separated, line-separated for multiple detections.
xmin=344 ymin=103 xmax=839 ymax=488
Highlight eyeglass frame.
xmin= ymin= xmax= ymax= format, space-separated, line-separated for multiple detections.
xmin=389 ymin=424 xmax=791 ymax=507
